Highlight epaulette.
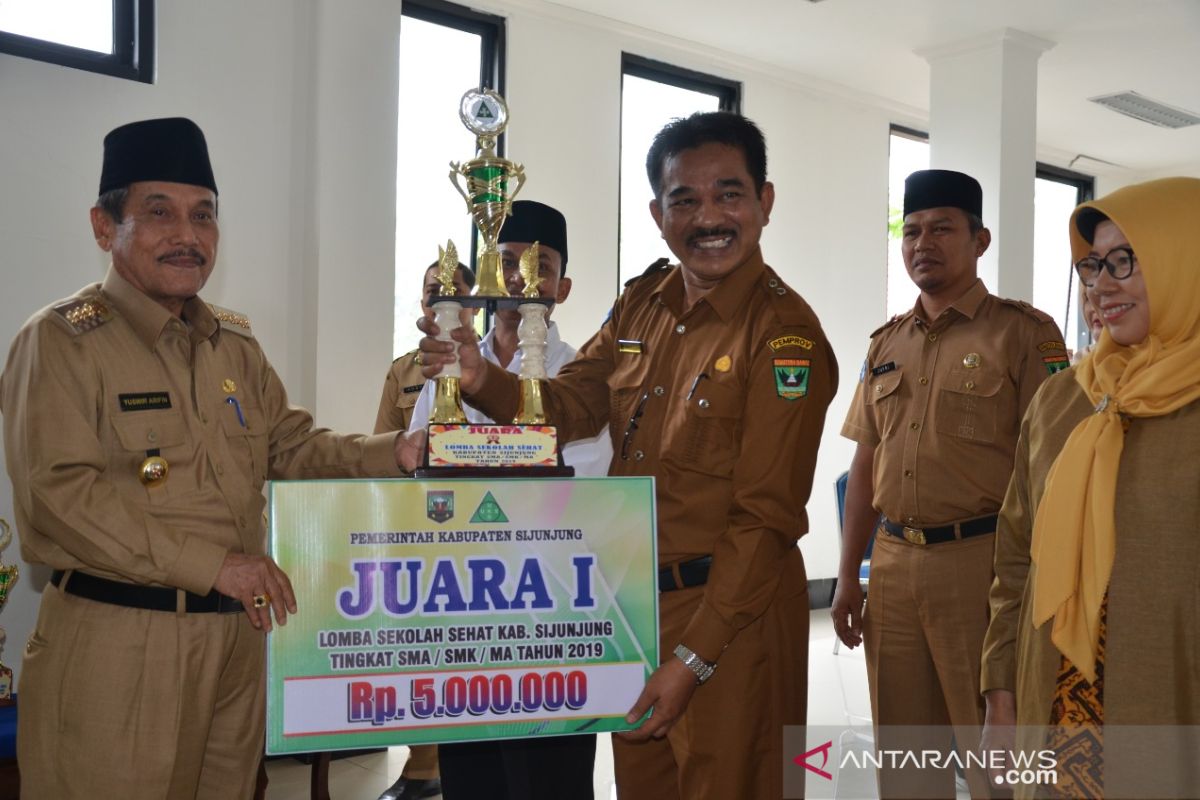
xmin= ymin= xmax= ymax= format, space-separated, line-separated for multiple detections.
xmin=209 ymin=303 xmax=253 ymax=337
xmin=997 ymin=297 xmax=1056 ymax=324
xmin=760 ymin=269 xmax=811 ymax=326
xmin=869 ymin=312 xmax=908 ymax=338
xmin=623 ymin=257 xmax=672 ymax=287
xmin=52 ymin=297 xmax=112 ymax=334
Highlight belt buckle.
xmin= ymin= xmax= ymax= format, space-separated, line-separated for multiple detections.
xmin=903 ymin=526 xmax=927 ymax=545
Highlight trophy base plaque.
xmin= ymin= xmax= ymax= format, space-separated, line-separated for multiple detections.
xmin=416 ymin=423 xmax=574 ymax=478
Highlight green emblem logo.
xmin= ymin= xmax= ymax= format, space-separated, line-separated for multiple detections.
xmin=773 ymin=358 xmax=810 ymax=400
xmin=426 ymin=490 xmax=454 ymax=523
xmin=1043 ymin=355 xmax=1070 ymax=375
xmin=470 ymin=491 xmax=508 ymax=523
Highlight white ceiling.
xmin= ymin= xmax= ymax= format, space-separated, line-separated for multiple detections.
xmin=547 ymin=0 xmax=1200 ymax=176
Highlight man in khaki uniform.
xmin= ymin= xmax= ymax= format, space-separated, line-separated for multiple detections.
xmin=374 ymin=260 xmax=471 ymax=800
xmin=0 ymin=117 xmax=406 ymax=799
xmin=831 ymin=169 xmax=1068 ymax=797
xmin=405 ymin=112 xmax=838 ymax=799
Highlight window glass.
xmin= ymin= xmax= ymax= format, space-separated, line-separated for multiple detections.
xmin=619 ymin=75 xmax=723 ymax=287
xmin=394 ymin=16 xmax=487 ymax=357
xmin=0 ymin=0 xmax=112 ymax=53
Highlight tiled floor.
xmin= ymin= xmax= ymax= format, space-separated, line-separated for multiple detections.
xmin=265 ymin=610 xmax=873 ymax=800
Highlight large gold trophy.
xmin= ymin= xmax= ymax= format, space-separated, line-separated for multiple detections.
xmin=0 ymin=519 xmax=17 ymax=704
xmin=416 ymin=89 xmax=570 ymax=477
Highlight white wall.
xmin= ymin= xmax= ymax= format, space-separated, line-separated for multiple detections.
xmin=1 ymin=0 xmax=1173 ymax=684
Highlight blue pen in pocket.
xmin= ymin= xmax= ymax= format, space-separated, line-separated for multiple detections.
xmin=225 ymin=396 xmax=247 ymax=428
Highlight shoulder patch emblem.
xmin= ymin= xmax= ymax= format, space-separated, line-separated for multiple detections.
xmin=1038 ymin=340 xmax=1066 ymax=352
xmin=768 ymin=334 xmax=814 ymax=352
xmin=52 ymin=298 xmax=112 ymax=333
xmin=209 ymin=304 xmax=252 ymax=336
xmin=1043 ymin=354 xmax=1070 ymax=375
xmin=773 ymin=357 xmax=810 ymax=400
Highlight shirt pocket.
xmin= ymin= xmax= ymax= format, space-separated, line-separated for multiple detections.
xmin=935 ymin=368 xmax=1004 ymax=444
xmin=221 ymin=401 xmax=270 ymax=487
xmin=607 ymin=357 xmax=651 ymax=454
xmin=865 ymin=368 xmax=905 ymax=439
xmin=663 ymin=378 xmax=743 ymax=478
xmin=109 ymin=410 xmax=194 ymax=503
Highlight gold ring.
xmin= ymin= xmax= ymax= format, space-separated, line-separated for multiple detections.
xmin=253 ymin=593 xmax=270 ymax=608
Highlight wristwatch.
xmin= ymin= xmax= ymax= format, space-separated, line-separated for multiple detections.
xmin=674 ymin=644 xmax=717 ymax=684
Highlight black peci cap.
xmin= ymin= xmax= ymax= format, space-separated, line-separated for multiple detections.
xmin=99 ymin=117 xmax=218 ymax=196
xmin=903 ymin=169 xmax=982 ymax=220
xmin=498 ymin=200 xmax=568 ymax=275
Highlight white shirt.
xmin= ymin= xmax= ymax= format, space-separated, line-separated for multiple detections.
xmin=406 ymin=321 xmax=613 ymax=477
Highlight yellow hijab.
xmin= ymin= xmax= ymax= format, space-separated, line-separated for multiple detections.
xmin=1031 ymin=177 xmax=1200 ymax=683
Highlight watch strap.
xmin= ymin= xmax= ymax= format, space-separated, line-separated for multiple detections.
xmin=674 ymin=643 xmax=716 ymax=684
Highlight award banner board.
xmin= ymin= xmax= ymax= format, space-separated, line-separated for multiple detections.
xmin=266 ymin=477 xmax=658 ymax=755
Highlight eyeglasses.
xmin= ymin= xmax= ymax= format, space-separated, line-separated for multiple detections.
xmin=1074 ymin=246 xmax=1137 ymax=287
xmin=620 ymin=391 xmax=649 ymax=460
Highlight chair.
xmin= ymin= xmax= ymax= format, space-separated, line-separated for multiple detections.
xmin=832 ymin=470 xmax=873 ymax=655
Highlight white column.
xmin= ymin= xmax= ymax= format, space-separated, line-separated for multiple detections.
xmin=918 ymin=29 xmax=1054 ymax=301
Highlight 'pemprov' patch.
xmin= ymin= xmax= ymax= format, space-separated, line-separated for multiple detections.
xmin=773 ymin=358 xmax=810 ymax=400
xmin=768 ymin=335 xmax=814 ymax=351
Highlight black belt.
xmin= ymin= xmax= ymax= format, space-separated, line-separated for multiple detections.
xmin=659 ymin=556 xmax=712 ymax=592
xmin=51 ymin=570 xmax=244 ymax=614
xmin=880 ymin=515 xmax=997 ymax=546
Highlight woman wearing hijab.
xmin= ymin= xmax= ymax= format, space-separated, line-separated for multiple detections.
xmin=980 ymin=177 xmax=1200 ymax=799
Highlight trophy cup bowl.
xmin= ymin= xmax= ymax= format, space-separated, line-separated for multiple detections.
xmin=449 ymin=160 xmax=526 ymax=297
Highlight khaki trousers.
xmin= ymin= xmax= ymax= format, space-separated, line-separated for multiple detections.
xmin=864 ymin=527 xmax=995 ymax=799
xmin=18 ymin=582 xmax=265 ymax=799
xmin=614 ymin=548 xmax=809 ymax=800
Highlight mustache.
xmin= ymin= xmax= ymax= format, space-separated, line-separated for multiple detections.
xmin=158 ymin=248 xmax=207 ymax=265
xmin=687 ymin=228 xmax=736 ymax=246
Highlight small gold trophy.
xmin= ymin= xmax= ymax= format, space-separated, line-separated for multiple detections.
xmin=429 ymin=241 xmax=468 ymax=425
xmin=514 ymin=243 xmax=549 ymax=425
xmin=449 ymin=89 xmax=525 ymax=297
xmin=0 ymin=519 xmax=17 ymax=704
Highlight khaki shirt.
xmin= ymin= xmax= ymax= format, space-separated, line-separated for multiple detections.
xmin=0 ymin=267 xmax=401 ymax=596
xmin=841 ymin=279 xmax=1067 ymax=526
xmin=374 ymin=349 xmax=424 ymax=434
xmin=465 ymin=250 xmax=838 ymax=662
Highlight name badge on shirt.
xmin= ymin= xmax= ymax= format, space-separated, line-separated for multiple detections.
xmin=618 ymin=339 xmax=644 ymax=355
xmin=118 ymin=392 xmax=172 ymax=412
xmin=870 ymin=362 xmax=896 ymax=377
